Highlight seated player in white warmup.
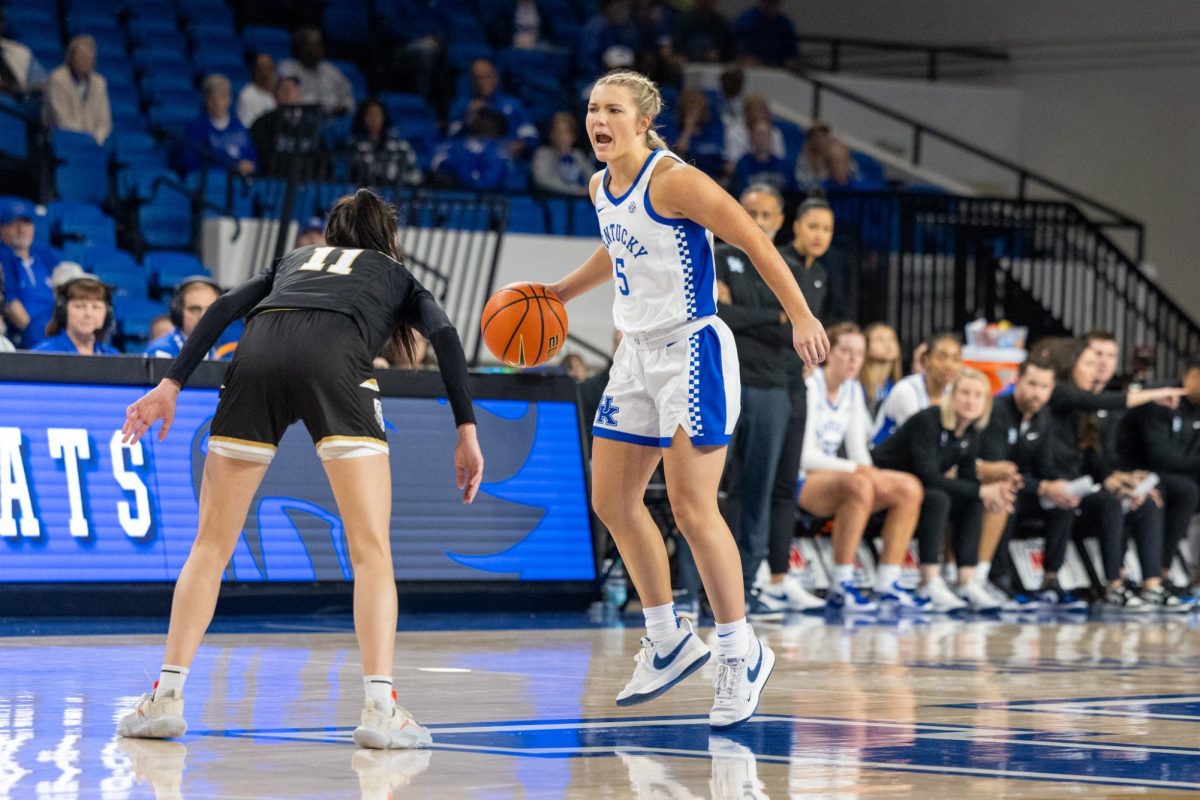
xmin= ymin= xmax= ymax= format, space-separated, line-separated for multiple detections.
xmin=547 ymin=70 xmax=828 ymax=730
xmin=116 ymin=190 xmax=484 ymax=749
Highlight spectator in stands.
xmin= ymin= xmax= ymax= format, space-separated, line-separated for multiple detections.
xmin=431 ymin=108 xmax=511 ymax=190
xmin=978 ymin=358 xmax=1071 ymax=609
xmin=873 ymin=368 xmax=1018 ymax=612
xmin=733 ymin=120 xmax=792 ymax=195
xmin=795 ymin=121 xmax=832 ymax=191
xmin=43 ymin=35 xmax=110 ymax=145
xmin=874 ymin=332 xmax=962 ymax=444
xmin=1042 ymin=340 xmax=1184 ymax=609
xmin=797 ymin=322 xmax=927 ymax=612
xmin=1120 ymin=354 xmax=1200 ymax=600
xmin=483 ymin=0 xmax=550 ymax=50
xmin=561 ymin=353 xmax=589 ymax=381
xmin=237 ymin=54 xmax=277 ymax=128
xmin=0 ymin=12 xmax=47 ymax=96
xmin=278 ymin=28 xmax=354 ymax=116
xmin=734 ymin=0 xmax=799 ymax=68
xmin=725 ymin=94 xmax=784 ymax=166
xmin=822 ymin=141 xmax=870 ymax=191
xmin=532 ymin=112 xmax=592 ymax=197
xmin=673 ymin=0 xmax=736 ymax=63
xmin=183 ymin=75 xmax=257 ymax=176
xmin=577 ymin=0 xmax=644 ymax=78
xmin=33 ymin=271 xmax=119 ymax=355
xmin=251 ymin=77 xmax=326 ymax=178
xmin=716 ymin=184 xmax=819 ymax=619
xmin=149 ymin=313 xmax=173 ymax=342
xmin=0 ymin=200 xmax=59 ymax=349
xmin=861 ymin=322 xmax=902 ymax=417
xmin=145 ymin=277 xmax=224 ymax=360
xmin=348 ymin=98 xmax=421 ymax=188
xmin=667 ymin=88 xmax=726 ymax=180
xmin=378 ymin=0 xmax=449 ymax=107
xmin=295 ymin=216 xmax=325 ymax=248
xmin=449 ymin=59 xmax=539 ymax=158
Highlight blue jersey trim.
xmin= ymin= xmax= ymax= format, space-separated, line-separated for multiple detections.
xmin=602 ymin=150 xmax=662 ymax=206
xmin=689 ymin=327 xmax=728 ymax=443
xmin=642 ymin=181 xmax=677 ymax=225
xmin=592 ymin=427 xmax=672 ymax=448
xmin=678 ymin=221 xmax=715 ymax=318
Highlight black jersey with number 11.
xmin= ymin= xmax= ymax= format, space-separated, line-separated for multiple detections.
xmin=163 ymin=245 xmax=476 ymax=427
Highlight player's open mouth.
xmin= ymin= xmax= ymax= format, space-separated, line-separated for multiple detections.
xmin=594 ymin=133 xmax=613 ymax=145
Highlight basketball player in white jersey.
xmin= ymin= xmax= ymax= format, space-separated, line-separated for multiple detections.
xmin=548 ymin=70 xmax=828 ymax=731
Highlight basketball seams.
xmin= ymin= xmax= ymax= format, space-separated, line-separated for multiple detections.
xmin=481 ymin=283 xmax=568 ymax=368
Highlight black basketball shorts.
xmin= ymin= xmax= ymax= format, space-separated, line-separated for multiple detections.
xmin=208 ymin=309 xmax=388 ymax=463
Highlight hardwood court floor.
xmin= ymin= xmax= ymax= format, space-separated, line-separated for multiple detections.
xmin=1 ymin=612 xmax=1198 ymax=798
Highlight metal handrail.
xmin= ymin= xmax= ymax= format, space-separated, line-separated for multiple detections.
xmin=795 ymin=35 xmax=1009 ymax=80
xmin=800 ymin=74 xmax=1146 ymax=262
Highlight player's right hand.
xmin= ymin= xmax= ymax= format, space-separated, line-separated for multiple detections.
xmin=791 ymin=313 xmax=829 ymax=366
xmin=123 ymin=379 xmax=180 ymax=444
xmin=455 ymin=423 xmax=485 ymax=504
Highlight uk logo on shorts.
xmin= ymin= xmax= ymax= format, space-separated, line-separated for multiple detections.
xmin=596 ymin=396 xmax=620 ymax=426
xmin=374 ymin=399 xmax=384 ymax=432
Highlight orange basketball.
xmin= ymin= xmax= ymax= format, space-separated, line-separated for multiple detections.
xmin=480 ymin=282 xmax=568 ymax=368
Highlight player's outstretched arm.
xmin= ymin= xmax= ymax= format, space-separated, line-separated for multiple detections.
xmin=123 ymin=378 xmax=180 ymax=444
xmin=548 ymin=245 xmax=612 ymax=304
xmin=455 ymin=423 xmax=484 ymax=504
xmin=651 ymin=163 xmax=830 ymax=366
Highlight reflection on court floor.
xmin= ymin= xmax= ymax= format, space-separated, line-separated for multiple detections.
xmin=1 ymin=614 xmax=1198 ymax=798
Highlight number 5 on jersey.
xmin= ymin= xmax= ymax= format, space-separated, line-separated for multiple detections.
xmin=299 ymin=246 xmax=364 ymax=275
xmin=614 ymin=257 xmax=630 ymax=296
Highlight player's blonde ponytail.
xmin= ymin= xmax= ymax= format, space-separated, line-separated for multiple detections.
xmin=595 ymin=69 xmax=666 ymax=150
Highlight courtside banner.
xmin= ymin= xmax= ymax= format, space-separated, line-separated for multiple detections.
xmin=0 ymin=367 xmax=595 ymax=583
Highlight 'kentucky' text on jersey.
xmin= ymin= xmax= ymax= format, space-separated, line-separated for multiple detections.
xmin=595 ymin=149 xmax=717 ymax=334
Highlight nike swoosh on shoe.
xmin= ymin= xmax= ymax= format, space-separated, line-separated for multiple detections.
xmin=746 ymin=641 xmax=763 ymax=683
xmin=651 ymin=634 xmax=693 ymax=670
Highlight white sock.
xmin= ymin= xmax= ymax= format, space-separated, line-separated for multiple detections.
xmin=876 ymin=564 xmax=901 ymax=591
xmin=715 ymin=618 xmax=750 ymax=661
xmin=643 ymin=602 xmax=679 ymax=643
xmin=155 ymin=665 xmax=188 ymax=699
xmin=364 ymin=675 xmax=394 ymax=710
xmin=976 ymin=561 xmax=991 ymax=585
xmin=833 ymin=563 xmax=855 ymax=587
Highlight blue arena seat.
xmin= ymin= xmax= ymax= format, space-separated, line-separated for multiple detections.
xmin=505 ymin=196 xmax=547 ymax=234
xmin=58 ymin=213 xmax=117 ymax=248
xmin=0 ymin=99 xmax=30 ymax=159
xmin=241 ymin=25 xmax=292 ymax=62
xmin=127 ymin=17 xmax=182 ymax=46
xmin=86 ymin=246 xmax=146 ymax=289
xmin=144 ymin=250 xmax=210 ymax=289
xmin=52 ymin=129 xmax=109 ymax=205
xmin=137 ymin=190 xmax=194 ymax=250
xmin=113 ymin=295 xmax=168 ymax=339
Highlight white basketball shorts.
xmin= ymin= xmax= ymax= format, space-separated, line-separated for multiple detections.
xmin=592 ymin=316 xmax=740 ymax=448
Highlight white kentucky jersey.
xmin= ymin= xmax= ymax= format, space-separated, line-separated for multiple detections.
xmin=801 ymin=368 xmax=873 ymax=474
xmin=595 ymin=149 xmax=717 ymax=335
xmin=872 ymin=372 xmax=938 ymax=446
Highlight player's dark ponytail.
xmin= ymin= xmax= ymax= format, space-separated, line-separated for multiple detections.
xmin=326 ymin=189 xmax=418 ymax=367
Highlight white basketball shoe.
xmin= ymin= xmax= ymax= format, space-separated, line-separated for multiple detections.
xmin=616 ymin=618 xmax=711 ymax=706
xmin=117 ymin=686 xmax=187 ymax=739
xmin=353 ymin=696 xmax=433 ymax=749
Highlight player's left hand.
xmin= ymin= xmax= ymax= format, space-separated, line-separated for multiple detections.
xmin=123 ymin=379 xmax=180 ymax=444
xmin=791 ymin=312 xmax=829 ymax=366
xmin=455 ymin=423 xmax=484 ymax=504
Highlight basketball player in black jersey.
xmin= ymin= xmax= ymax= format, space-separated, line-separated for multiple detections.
xmin=116 ymin=189 xmax=484 ymax=749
